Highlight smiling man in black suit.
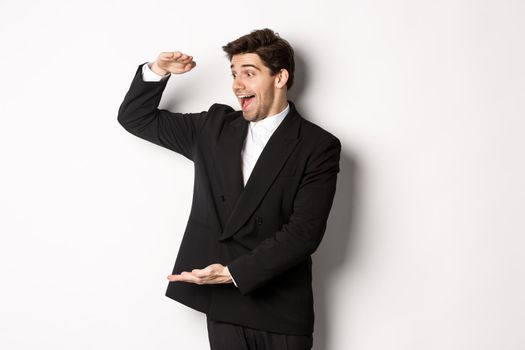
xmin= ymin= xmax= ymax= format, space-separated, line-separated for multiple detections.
xmin=118 ymin=28 xmax=341 ymax=350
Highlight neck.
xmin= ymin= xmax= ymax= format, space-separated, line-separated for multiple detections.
xmin=267 ymin=96 xmax=289 ymax=117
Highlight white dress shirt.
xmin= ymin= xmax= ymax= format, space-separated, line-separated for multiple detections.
xmin=241 ymin=106 xmax=289 ymax=185
xmin=141 ymin=63 xmax=289 ymax=286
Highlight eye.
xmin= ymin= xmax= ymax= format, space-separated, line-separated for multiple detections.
xmin=246 ymin=71 xmax=255 ymax=77
xmin=231 ymin=72 xmax=237 ymax=78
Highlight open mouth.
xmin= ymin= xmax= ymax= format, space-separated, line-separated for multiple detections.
xmin=238 ymin=94 xmax=255 ymax=111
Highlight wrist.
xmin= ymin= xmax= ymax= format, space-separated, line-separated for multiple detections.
xmin=150 ymin=61 xmax=169 ymax=77
xmin=223 ymin=266 xmax=233 ymax=283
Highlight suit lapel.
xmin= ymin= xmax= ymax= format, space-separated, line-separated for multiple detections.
xmin=219 ymin=105 xmax=302 ymax=241
xmin=213 ymin=115 xmax=248 ymax=212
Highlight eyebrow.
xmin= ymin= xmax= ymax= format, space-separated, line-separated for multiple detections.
xmin=230 ymin=64 xmax=261 ymax=71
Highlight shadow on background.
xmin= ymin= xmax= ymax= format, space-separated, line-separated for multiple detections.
xmin=312 ymin=152 xmax=359 ymax=350
xmin=291 ymin=48 xmax=360 ymax=350
xmin=287 ymin=48 xmax=308 ymax=106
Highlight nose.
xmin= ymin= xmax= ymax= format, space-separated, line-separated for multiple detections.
xmin=232 ymin=76 xmax=244 ymax=91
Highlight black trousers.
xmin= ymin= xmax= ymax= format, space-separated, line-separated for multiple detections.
xmin=206 ymin=317 xmax=313 ymax=350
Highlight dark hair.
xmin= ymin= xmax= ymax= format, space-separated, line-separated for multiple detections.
xmin=222 ymin=28 xmax=295 ymax=89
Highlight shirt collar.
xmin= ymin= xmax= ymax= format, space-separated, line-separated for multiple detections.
xmin=249 ymin=104 xmax=290 ymax=134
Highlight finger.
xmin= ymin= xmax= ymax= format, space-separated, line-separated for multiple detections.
xmin=167 ymin=273 xmax=185 ymax=282
xmin=167 ymin=272 xmax=200 ymax=283
xmin=178 ymin=53 xmax=194 ymax=60
xmin=191 ymin=268 xmax=209 ymax=278
xmin=159 ymin=51 xmax=182 ymax=61
xmin=184 ymin=271 xmax=207 ymax=284
xmin=177 ymin=56 xmax=194 ymax=65
xmin=159 ymin=52 xmax=173 ymax=60
xmin=184 ymin=62 xmax=196 ymax=71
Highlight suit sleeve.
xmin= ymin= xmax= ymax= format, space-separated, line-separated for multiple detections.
xmin=117 ymin=64 xmax=207 ymax=160
xmin=227 ymin=135 xmax=341 ymax=295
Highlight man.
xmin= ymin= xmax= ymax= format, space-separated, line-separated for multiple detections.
xmin=118 ymin=28 xmax=341 ymax=350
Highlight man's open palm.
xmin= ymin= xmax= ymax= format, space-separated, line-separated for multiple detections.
xmin=167 ymin=263 xmax=233 ymax=285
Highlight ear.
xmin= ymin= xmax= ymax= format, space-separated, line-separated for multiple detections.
xmin=274 ymin=69 xmax=289 ymax=89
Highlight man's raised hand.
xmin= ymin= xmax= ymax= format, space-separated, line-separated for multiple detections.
xmin=150 ymin=51 xmax=197 ymax=76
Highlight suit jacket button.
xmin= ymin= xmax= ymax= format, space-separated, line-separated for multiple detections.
xmin=255 ymin=216 xmax=263 ymax=225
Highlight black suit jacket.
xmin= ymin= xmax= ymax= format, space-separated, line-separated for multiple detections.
xmin=117 ymin=64 xmax=341 ymax=335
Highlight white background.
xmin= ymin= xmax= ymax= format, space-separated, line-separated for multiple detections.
xmin=1 ymin=0 xmax=524 ymax=349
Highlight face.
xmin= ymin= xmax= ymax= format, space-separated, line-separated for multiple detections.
xmin=230 ymin=53 xmax=287 ymax=122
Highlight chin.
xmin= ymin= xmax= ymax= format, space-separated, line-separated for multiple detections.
xmin=241 ymin=111 xmax=258 ymax=122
